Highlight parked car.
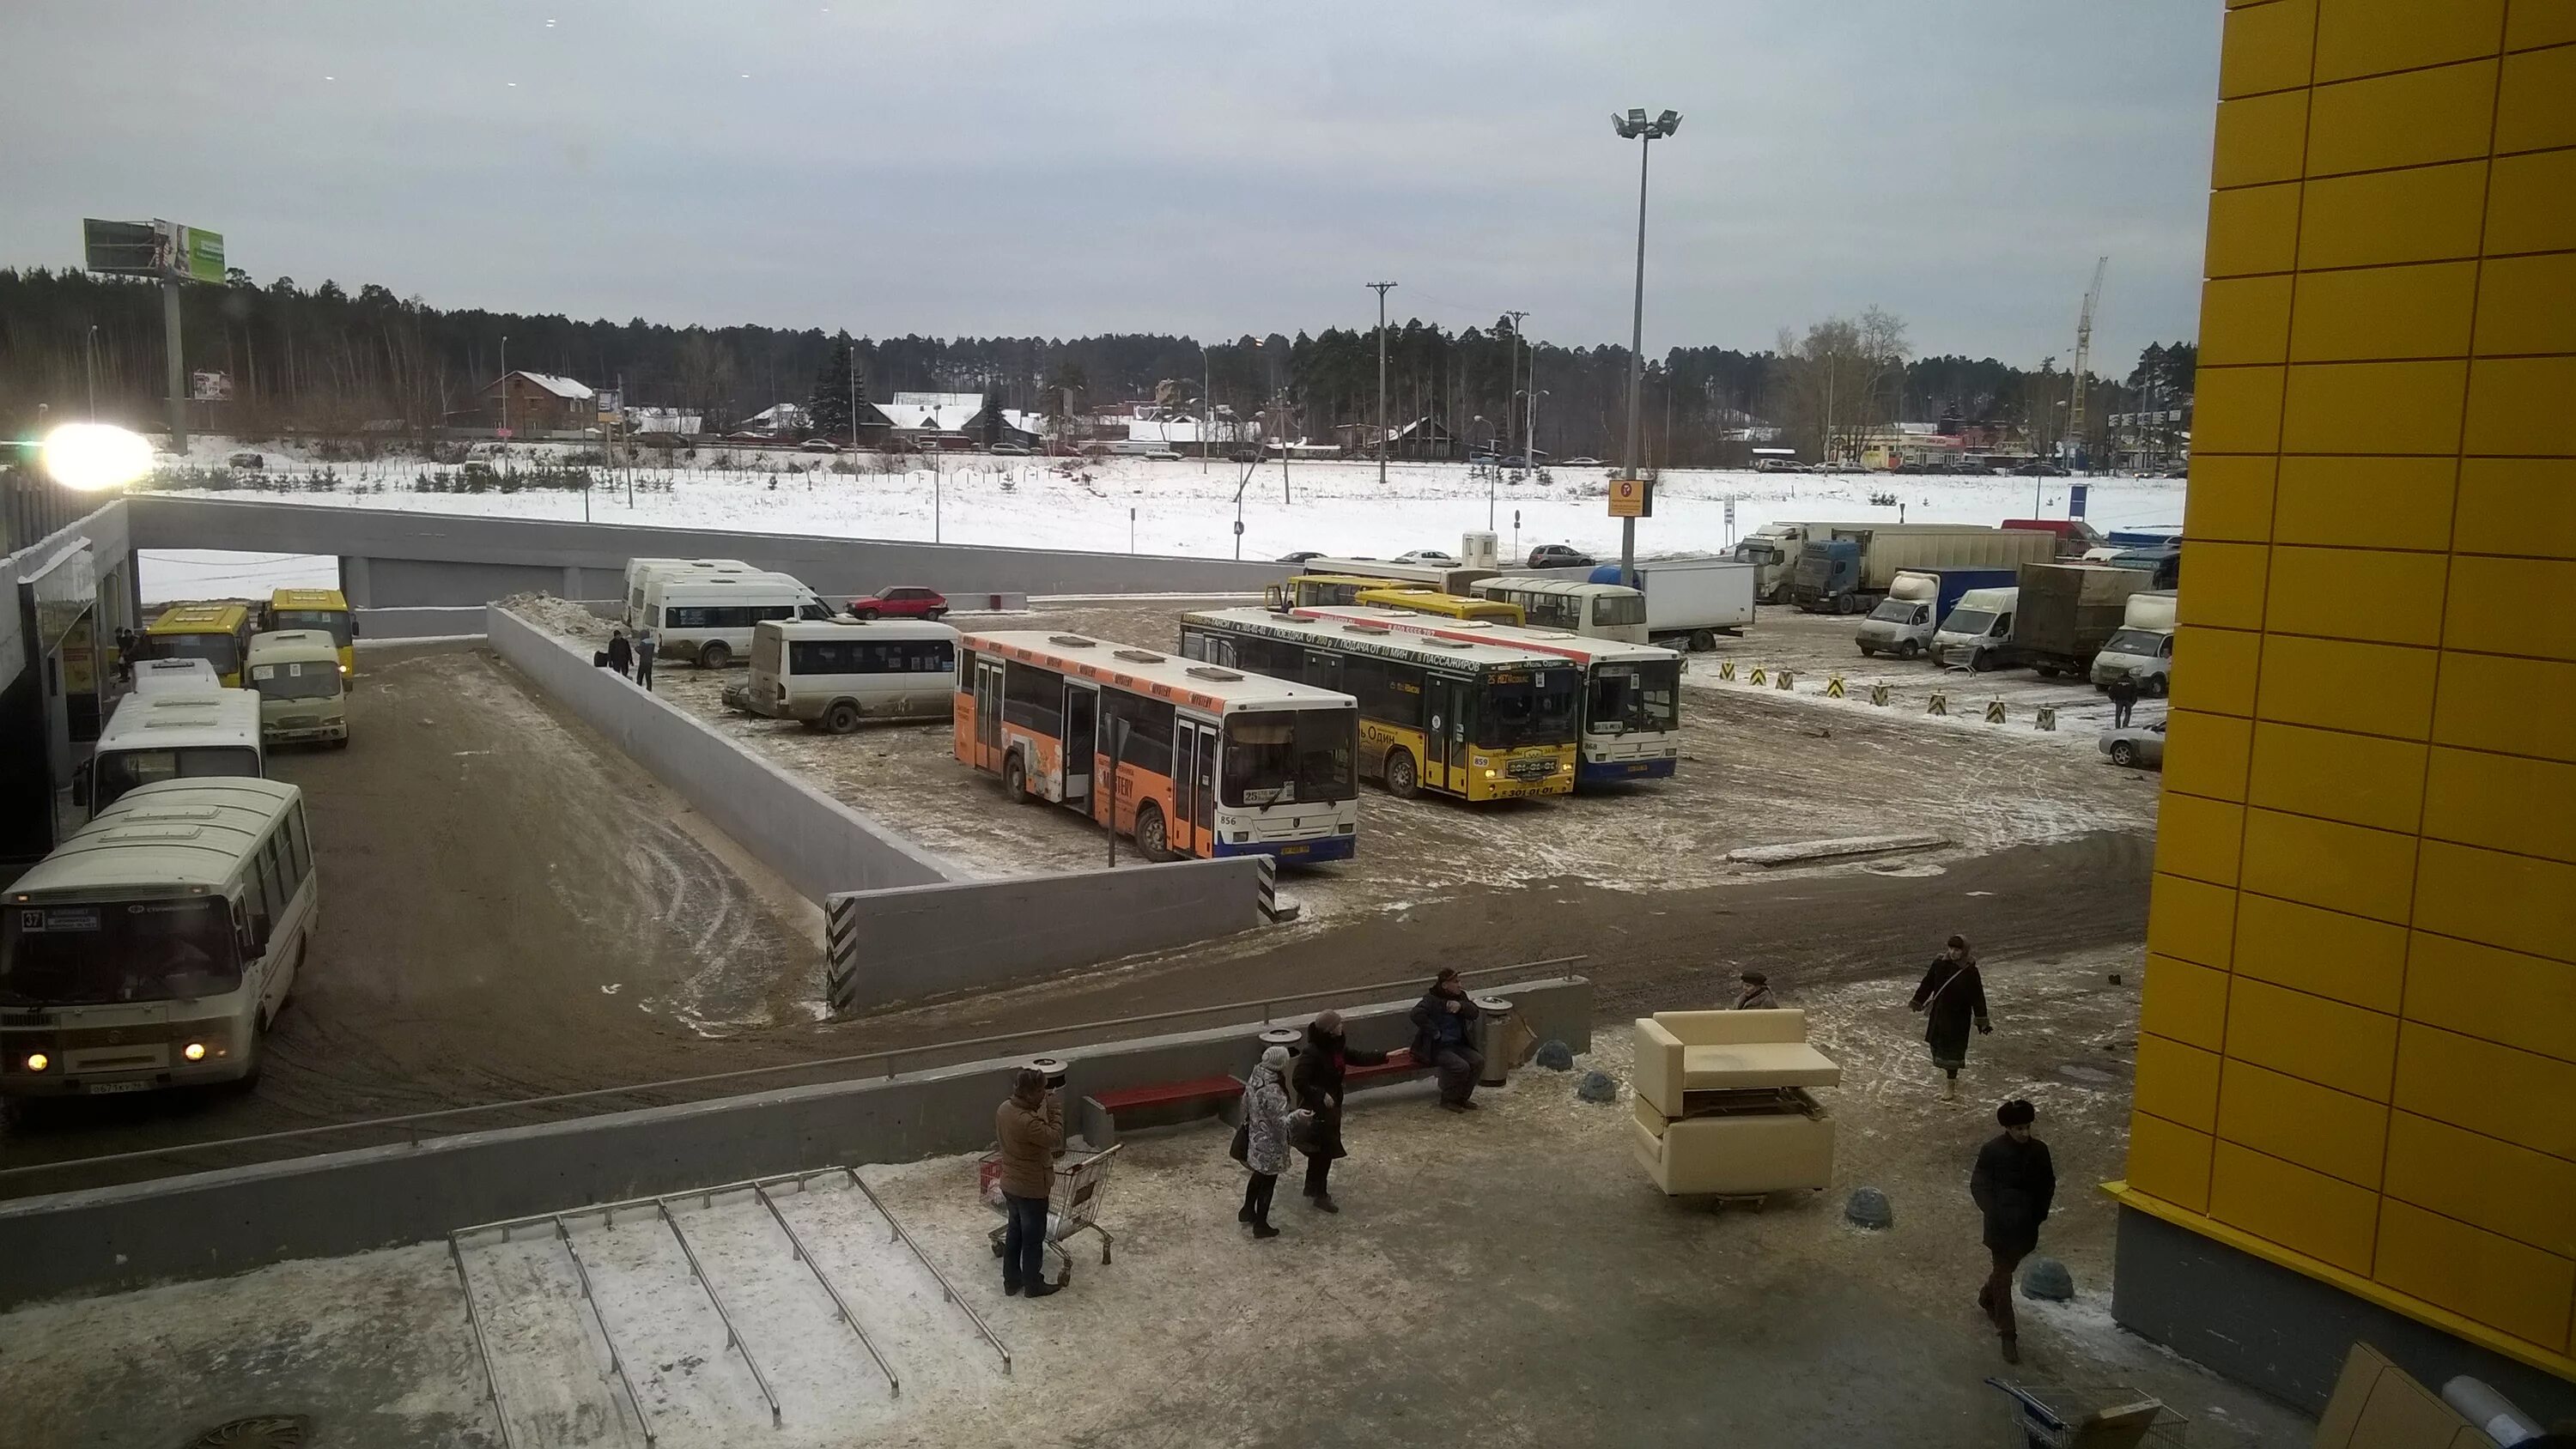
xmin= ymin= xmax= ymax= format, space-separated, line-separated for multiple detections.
xmin=228 ymin=451 xmax=264 ymax=470
xmin=2099 ymin=719 xmax=2166 ymax=770
xmin=1501 ymin=455 xmax=1528 ymax=469
xmin=1562 ymin=456 xmax=1603 ymax=466
xmin=1229 ymin=448 xmax=1260 ymax=464
xmin=1527 ymin=543 xmax=1598 ymax=568
xmin=1143 ymin=449 xmax=1184 ymax=462
xmin=799 ymin=438 xmax=841 ymax=453
xmin=990 ymin=443 xmax=1030 ymax=456
xmin=848 ymin=586 xmax=950 ymax=621
xmin=1395 ymin=549 xmax=1460 ymax=565
xmin=1278 ymin=550 xmax=1327 ymax=564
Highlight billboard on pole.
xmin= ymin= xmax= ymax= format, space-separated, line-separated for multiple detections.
xmin=77 ymin=219 xmax=222 ymax=281
xmin=168 ymin=222 xmax=224 ymax=282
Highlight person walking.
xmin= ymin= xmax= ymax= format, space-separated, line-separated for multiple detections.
xmin=1409 ymin=968 xmax=1485 ymax=1113
xmin=605 ymin=627 xmax=634 ymax=679
xmin=1735 ymin=970 xmax=1779 ymax=1009
xmin=1971 ymin=1099 xmax=2056 ymax=1365
xmin=1236 ymin=1044 xmax=1298 ymax=1240
xmin=1909 ymin=935 xmax=1991 ymax=1102
xmin=994 ymin=1067 xmax=1062 ymax=1298
xmin=2106 ymin=672 xmax=2138 ymax=729
xmin=1291 ymin=1009 xmax=1388 ymax=1214
xmin=632 ymin=623 xmax=657 ymax=690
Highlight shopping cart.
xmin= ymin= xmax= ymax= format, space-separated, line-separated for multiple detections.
xmin=1987 ymin=1379 xmax=2190 ymax=1448
xmin=981 ymin=1142 xmax=1122 ymax=1288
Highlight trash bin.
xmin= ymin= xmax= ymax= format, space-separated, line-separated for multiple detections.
xmin=1474 ymin=997 xmax=1515 ymax=1086
xmin=1257 ymin=1027 xmax=1300 ymax=1054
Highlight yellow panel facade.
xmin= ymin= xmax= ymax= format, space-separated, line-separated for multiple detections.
xmin=2128 ymin=0 xmax=2573 ymax=1371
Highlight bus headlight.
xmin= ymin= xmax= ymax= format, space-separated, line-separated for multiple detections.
xmin=1482 ymin=768 xmax=1496 ymax=779
xmin=23 ymin=1052 xmax=47 ymax=1072
xmin=182 ymin=1042 xmax=208 ymax=1062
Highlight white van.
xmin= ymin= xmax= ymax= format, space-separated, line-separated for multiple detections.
xmin=131 ymin=658 xmax=222 ymax=695
xmin=1930 ymin=586 xmax=2021 ymax=672
xmin=245 ymin=631 xmax=350 ymax=748
xmin=78 ymin=688 xmax=267 ymax=818
xmin=642 ymin=572 xmax=836 ymax=669
xmin=745 ymin=619 xmax=960 ymax=732
xmin=622 ymin=557 xmax=756 ymax=630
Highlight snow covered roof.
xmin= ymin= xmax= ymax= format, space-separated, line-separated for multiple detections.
xmin=745 ymin=403 xmax=809 ymax=429
xmin=505 ymin=371 xmax=594 ymax=401
xmin=888 ymin=391 xmax=985 ymax=411
xmin=881 ymin=403 xmax=979 ymax=433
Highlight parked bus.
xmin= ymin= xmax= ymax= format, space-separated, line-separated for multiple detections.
xmin=1288 ymin=604 xmax=1682 ymax=785
xmin=955 ymin=630 xmax=1359 ymax=862
xmin=623 ymin=557 xmax=756 ymax=629
xmin=1178 ymin=608 xmax=1579 ymax=802
xmin=245 ymin=630 xmax=351 ymax=748
xmin=77 ymin=688 xmax=265 ymax=818
xmin=641 ymin=572 xmax=836 ymax=669
xmin=1466 ymin=578 xmax=1649 ymax=642
xmin=3 ymin=778 xmax=314 ymax=1099
xmin=264 ymin=587 xmax=356 ymax=677
xmin=131 ymin=658 xmax=222 ymax=695
xmin=1293 ymin=557 xmax=1498 ymax=594
xmin=746 ymin=618 xmax=958 ymax=732
xmin=143 ymin=603 xmax=257 ymax=686
xmin=1353 ymin=586 xmax=1522 ymax=624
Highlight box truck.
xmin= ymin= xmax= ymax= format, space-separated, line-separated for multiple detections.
xmin=1854 ymin=567 xmax=2020 ymax=658
xmin=1789 ymin=525 xmax=2059 ymax=614
xmin=1584 ymin=557 xmax=1758 ymax=651
xmin=2015 ymin=562 xmax=2155 ymax=677
xmin=1929 ymin=587 xmax=2022 ymax=670
xmin=2088 ymin=590 xmax=2179 ymax=694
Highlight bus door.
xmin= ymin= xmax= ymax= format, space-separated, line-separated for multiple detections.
xmin=1062 ymin=682 xmax=1098 ymax=809
xmin=973 ymin=657 xmax=1005 ymax=770
xmin=1173 ymin=717 xmax=1218 ymax=855
xmin=1423 ymin=676 xmax=1465 ymax=792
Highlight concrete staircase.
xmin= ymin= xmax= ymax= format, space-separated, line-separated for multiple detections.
xmin=450 ymin=1169 xmax=1006 ymax=1448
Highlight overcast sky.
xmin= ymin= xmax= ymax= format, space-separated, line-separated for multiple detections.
xmin=4 ymin=2 xmax=2219 ymax=370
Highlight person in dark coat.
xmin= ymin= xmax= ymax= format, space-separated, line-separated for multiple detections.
xmin=1409 ymin=968 xmax=1484 ymax=1112
xmin=1971 ymin=1099 xmax=2056 ymax=1364
xmin=1291 ymin=1009 xmax=1389 ymax=1213
xmin=605 ymin=627 xmax=634 ymax=678
xmin=1735 ymin=970 xmax=1779 ymax=1009
xmin=994 ymin=1067 xmax=1062 ymax=1298
xmin=2106 ymin=672 xmax=2139 ymax=728
xmin=1909 ymin=934 xmax=1990 ymax=1102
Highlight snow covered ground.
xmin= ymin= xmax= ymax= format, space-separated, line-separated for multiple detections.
xmin=134 ymin=436 xmax=2184 ymax=604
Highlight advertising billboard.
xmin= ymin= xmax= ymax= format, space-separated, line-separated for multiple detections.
xmin=76 ymin=218 xmax=222 ymax=281
xmin=191 ymin=371 xmax=234 ymax=402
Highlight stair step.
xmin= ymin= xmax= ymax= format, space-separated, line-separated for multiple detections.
xmin=453 ymin=1233 xmax=629 ymax=1449
xmin=768 ymin=1177 xmax=1010 ymax=1398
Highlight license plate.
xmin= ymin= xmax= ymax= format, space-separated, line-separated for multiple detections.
xmin=1279 ymin=844 xmax=1310 ymax=855
xmin=1627 ymin=762 xmax=1650 ymax=773
xmin=82 ymin=1080 xmax=154 ymax=1094
xmin=1508 ymin=761 xmax=1552 ymax=779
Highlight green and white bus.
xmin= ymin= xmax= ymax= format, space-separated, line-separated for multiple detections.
xmin=2 ymin=778 xmax=317 ymax=1099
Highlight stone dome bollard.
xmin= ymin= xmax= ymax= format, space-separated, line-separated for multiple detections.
xmin=1576 ymin=1070 xmax=1618 ymax=1103
xmin=2020 ymin=1257 xmax=2075 ymax=1301
xmin=1534 ymin=1040 xmax=1576 ymax=1071
xmin=1844 ymin=1186 xmax=1894 ymax=1229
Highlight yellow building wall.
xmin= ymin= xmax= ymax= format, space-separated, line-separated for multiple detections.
xmin=2118 ymin=0 xmax=2576 ymax=1381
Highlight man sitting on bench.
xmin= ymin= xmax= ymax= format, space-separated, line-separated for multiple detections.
xmin=1410 ymin=969 xmax=1485 ymax=1113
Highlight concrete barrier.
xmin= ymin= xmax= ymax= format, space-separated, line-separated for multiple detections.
xmin=484 ymin=603 xmax=957 ymax=896
xmin=823 ymin=858 xmax=1264 ymax=1014
xmin=0 ymin=976 xmax=1590 ymax=1308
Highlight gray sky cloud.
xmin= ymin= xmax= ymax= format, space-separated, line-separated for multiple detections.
xmin=3 ymin=1 xmax=2218 ymax=370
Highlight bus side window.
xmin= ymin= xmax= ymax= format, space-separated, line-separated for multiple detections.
xmin=245 ymin=856 xmax=276 ymax=948
xmin=283 ymin=806 xmax=311 ymax=886
xmin=957 ymin=646 xmax=977 ymax=688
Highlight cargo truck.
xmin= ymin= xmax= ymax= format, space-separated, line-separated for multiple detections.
xmin=2014 ymin=562 xmax=2154 ymax=677
xmin=1583 ymin=557 xmax=1758 ymax=650
xmin=1731 ymin=521 xmax=1832 ymax=604
xmin=1854 ymin=567 xmax=2020 ymax=658
xmin=1789 ymin=525 xmax=2058 ymax=614
xmin=2088 ymin=590 xmax=2178 ymax=694
xmin=1929 ymin=586 xmax=2022 ymax=670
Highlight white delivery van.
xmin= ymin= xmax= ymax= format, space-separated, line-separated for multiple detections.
xmin=745 ymin=619 xmax=960 ymax=732
xmin=245 ymin=630 xmax=350 ymax=748
xmin=622 ymin=557 xmax=756 ymax=630
xmin=642 ymin=572 xmax=836 ymax=669
xmin=1930 ymin=586 xmax=2022 ymax=672
xmin=1856 ymin=572 xmax=1941 ymax=659
xmin=2089 ymin=590 xmax=2179 ymax=694
xmin=78 ymin=688 xmax=267 ymax=818
xmin=131 ymin=658 xmax=223 ymax=695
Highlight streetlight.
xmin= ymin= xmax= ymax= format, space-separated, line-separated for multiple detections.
xmin=1198 ymin=340 xmax=1212 ymax=473
xmin=499 ymin=334 xmax=510 ymax=440
xmin=1611 ymin=106 xmax=1680 ymax=586
xmin=40 ymin=422 xmax=154 ymax=492
xmin=1366 ymin=282 xmax=1396 ymax=486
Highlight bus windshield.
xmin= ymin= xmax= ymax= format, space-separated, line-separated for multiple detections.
xmin=94 ymin=747 xmax=262 ymax=810
xmin=0 ymin=897 xmax=242 ymax=1007
xmin=1586 ymin=661 xmax=1680 ymax=735
xmin=273 ymin=609 xmax=353 ymax=646
xmin=1224 ymin=709 xmax=1357 ymax=805
xmin=1479 ymin=670 xmax=1579 ymax=749
xmin=252 ymin=662 xmax=342 ymax=700
xmin=152 ymin=633 xmax=242 ymax=672
xmin=1593 ymin=593 xmax=1647 ymax=627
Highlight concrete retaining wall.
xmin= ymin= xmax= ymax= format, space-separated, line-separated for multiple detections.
xmin=129 ymin=495 xmax=1288 ymax=607
xmin=484 ymin=604 xmax=956 ymax=896
xmin=0 ymin=976 xmax=1590 ymax=1308
xmin=824 ymin=858 xmax=1264 ymax=1014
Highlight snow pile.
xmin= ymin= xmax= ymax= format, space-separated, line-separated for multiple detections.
xmin=498 ymin=591 xmax=613 ymax=642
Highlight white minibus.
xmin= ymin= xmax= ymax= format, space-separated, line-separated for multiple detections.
xmin=245 ymin=630 xmax=351 ymax=748
xmin=745 ymin=619 xmax=960 ymax=732
xmin=79 ymin=688 xmax=267 ymax=818
xmin=641 ymin=572 xmax=836 ymax=669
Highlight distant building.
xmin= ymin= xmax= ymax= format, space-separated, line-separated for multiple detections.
xmin=743 ymin=402 xmax=811 ymax=433
xmin=624 ymin=407 xmax=703 ymax=435
xmin=1333 ymin=416 xmax=1458 ymax=461
xmin=483 ymin=372 xmax=595 ymax=433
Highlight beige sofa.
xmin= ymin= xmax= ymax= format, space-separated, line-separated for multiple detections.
xmin=1629 ymin=1009 xmax=1838 ymax=1197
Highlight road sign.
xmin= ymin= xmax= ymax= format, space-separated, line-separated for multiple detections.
xmin=1608 ymin=476 xmax=1652 ymax=518
xmin=1724 ymin=498 xmax=1736 ymax=526
xmin=2069 ymin=483 xmax=2090 ymax=518
xmin=1748 ymin=666 xmax=1766 ymax=686
xmin=1825 ymin=676 xmax=1845 ymax=699
xmin=1717 ymin=661 xmax=1735 ymax=681
xmin=1984 ymin=700 xmax=2007 ymax=724
xmin=1927 ymin=692 xmax=1948 ymax=716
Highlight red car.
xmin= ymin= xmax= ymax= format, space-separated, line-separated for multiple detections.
xmin=848 ymin=585 xmax=949 ymax=621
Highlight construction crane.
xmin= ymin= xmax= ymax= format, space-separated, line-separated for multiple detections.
xmin=2066 ymin=257 xmax=2107 ymax=467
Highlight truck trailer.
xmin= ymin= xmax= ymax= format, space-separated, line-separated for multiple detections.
xmin=2014 ymin=563 xmax=2155 ymax=677
xmin=1583 ymin=557 xmax=1758 ymax=650
xmin=1789 ymin=525 xmax=2059 ymax=614
xmin=1854 ymin=567 xmax=2020 ymax=658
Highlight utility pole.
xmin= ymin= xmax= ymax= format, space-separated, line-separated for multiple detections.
xmin=86 ymin=325 xmax=99 ymax=421
xmin=499 ymin=334 xmax=509 ymax=440
xmin=1612 ymin=107 xmax=1680 ymax=587
xmin=848 ymin=337 xmax=859 ymax=449
xmin=1503 ymin=310 xmax=1528 ymax=458
xmin=1367 ymin=282 xmax=1396 ymax=486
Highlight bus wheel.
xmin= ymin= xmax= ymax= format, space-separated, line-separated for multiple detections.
xmin=1003 ymin=752 xmax=1030 ymax=801
xmin=1688 ymin=630 xmax=1716 ymax=652
xmin=1384 ymin=749 xmax=1419 ymax=798
xmin=825 ymin=700 xmax=862 ymax=734
xmin=1133 ymin=803 xmax=1170 ymax=860
xmin=698 ymin=641 xmax=732 ymax=670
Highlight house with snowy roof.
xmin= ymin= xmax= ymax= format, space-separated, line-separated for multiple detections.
xmin=481 ymin=371 xmax=597 ymax=434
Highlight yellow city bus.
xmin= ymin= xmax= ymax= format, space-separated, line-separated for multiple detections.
xmin=144 ymin=603 xmax=257 ymax=687
xmin=1180 ymin=608 xmax=1577 ymax=802
xmin=1352 ymin=586 xmax=1523 ymax=625
xmin=266 ymin=587 xmax=356 ymax=677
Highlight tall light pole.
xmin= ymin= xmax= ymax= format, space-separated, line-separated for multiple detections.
xmin=1503 ymin=310 xmax=1528 ymax=459
xmin=1612 ymin=106 xmax=1680 ymax=586
xmin=499 ymin=334 xmax=510 ymax=439
xmin=1366 ymin=282 xmax=1396 ymax=485
xmin=1199 ymin=340 xmax=1212 ymax=473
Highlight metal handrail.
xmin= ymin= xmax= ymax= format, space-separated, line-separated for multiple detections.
xmin=654 ymin=1197 xmax=781 ymax=1427
xmin=447 ymin=1233 xmax=520 ymax=1449
xmin=0 ymin=957 xmax=1585 ymax=1183
xmin=753 ymin=1176 xmax=899 ymax=1398
xmin=832 ymin=1166 xmax=1012 ymax=1376
xmin=553 ymin=1215 xmax=657 ymax=1446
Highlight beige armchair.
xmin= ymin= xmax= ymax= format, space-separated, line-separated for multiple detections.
xmin=1629 ymin=1009 xmax=1839 ymax=1197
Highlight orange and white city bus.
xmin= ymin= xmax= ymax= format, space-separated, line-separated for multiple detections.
xmin=954 ymin=630 xmax=1360 ymax=863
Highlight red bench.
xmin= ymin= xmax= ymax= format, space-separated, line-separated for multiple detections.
xmin=1343 ymin=1047 xmax=1421 ymax=1088
xmin=1090 ymin=1076 xmax=1243 ymax=1114
xmin=1084 ymin=1075 xmax=1244 ymax=1144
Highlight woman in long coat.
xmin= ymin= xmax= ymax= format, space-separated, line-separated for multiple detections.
xmin=1237 ymin=1045 xmax=1296 ymax=1239
xmin=1909 ymin=934 xmax=1991 ymax=1102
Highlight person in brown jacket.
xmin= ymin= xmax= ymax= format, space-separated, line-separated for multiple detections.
xmin=995 ymin=1068 xmax=1061 ymax=1298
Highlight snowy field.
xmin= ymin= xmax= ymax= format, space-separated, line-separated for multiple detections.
xmin=134 ymin=435 xmax=2185 ymax=605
